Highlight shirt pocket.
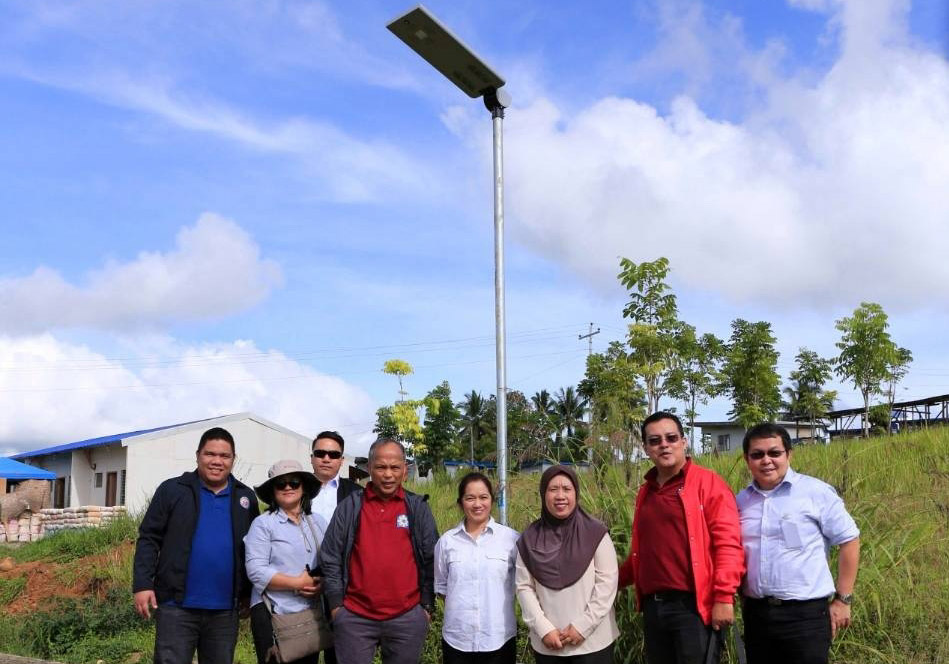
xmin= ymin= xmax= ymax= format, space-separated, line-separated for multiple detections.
xmin=483 ymin=551 xmax=512 ymax=581
xmin=780 ymin=514 xmax=804 ymax=549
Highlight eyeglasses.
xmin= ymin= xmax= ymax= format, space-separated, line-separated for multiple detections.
xmin=274 ymin=478 xmax=302 ymax=490
xmin=645 ymin=433 xmax=682 ymax=446
xmin=748 ymin=450 xmax=786 ymax=460
xmin=312 ymin=450 xmax=343 ymax=460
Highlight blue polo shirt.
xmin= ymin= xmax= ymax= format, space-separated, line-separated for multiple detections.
xmin=181 ymin=478 xmax=235 ymax=609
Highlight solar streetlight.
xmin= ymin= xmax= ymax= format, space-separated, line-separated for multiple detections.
xmin=387 ymin=5 xmax=511 ymax=524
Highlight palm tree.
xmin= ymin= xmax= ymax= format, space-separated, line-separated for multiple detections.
xmin=555 ymin=386 xmax=588 ymax=459
xmin=531 ymin=389 xmax=558 ymax=457
xmin=457 ymin=391 xmax=487 ymax=465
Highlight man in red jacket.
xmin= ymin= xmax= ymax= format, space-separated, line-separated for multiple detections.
xmin=619 ymin=412 xmax=744 ymax=664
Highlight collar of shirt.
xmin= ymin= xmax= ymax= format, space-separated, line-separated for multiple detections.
xmin=645 ymin=457 xmax=692 ymax=488
xmin=748 ymin=466 xmax=799 ymax=496
xmin=449 ymin=517 xmax=497 ymax=540
xmin=319 ymin=473 xmax=340 ymax=490
xmin=199 ymin=475 xmax=232 ymax=496
xmin=364 ymin=482 xmax=405 ymax=502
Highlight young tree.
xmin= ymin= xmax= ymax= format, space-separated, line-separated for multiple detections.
xmin=421 ymin=381 xmax=461 ymax=471
xmin=883 ymin=346 xmax=913 ymax=434
xmin=721 ymin=319 xmax=782 ymax=429
xmin=379 ymin=359 xmax=433 ymax=455
xmin=382 ymin=359 xmax=413 ymax=402
xmin=578 ymin=341 xmax=646 ymax=480
xmin=667 ymin=325 xmax=724 ymax=440
xmin=783 ymin=348 xmax=837 ymax=441
xmin=834 ymin=303 xmax=900 ymax=438
xmin=618 ymin=257 xmax=681 ymax=412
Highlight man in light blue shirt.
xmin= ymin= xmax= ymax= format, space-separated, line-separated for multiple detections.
xmin=737 ymin=422 xmax=860 ymax=664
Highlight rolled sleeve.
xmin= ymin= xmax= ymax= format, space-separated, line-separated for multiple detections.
xmin=818 ymin=486 xmax=860 ymax=546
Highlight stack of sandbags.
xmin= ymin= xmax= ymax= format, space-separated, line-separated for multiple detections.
xmin=17 ymin=512 xmax=33 ymax=542
xmin=40 ymin=505 xmax=127 ymax=533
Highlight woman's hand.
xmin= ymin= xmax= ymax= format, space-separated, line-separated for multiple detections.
xmin=542 ymin=629 xmax=564 ymax=650
xmin=559 ymin=624 xmax=584 ymax=647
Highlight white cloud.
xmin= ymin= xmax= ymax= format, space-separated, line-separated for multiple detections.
xmin=0 ymin=334 xmax=377 ymax=455
xmin=488 ymin=0 xmax=949 ymax=309
xmin=0 ymin=214 xmax=282 ymax=334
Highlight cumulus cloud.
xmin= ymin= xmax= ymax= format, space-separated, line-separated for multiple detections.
xmin=0 ymin=214 xmax=282 ymax=334
xmin=0 ymin=334 xmax=377 ymax=455
xmin=488 ymin=0 xmax=949 ymax=308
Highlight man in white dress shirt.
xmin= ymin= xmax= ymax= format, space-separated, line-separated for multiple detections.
xmin=737 ymin=422 xmax=860 ymax=664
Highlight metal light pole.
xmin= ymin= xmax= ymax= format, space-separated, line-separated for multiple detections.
xmin=387 ymin=5 xmax=511 ymax=524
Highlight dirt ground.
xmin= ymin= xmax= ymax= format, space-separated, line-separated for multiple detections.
xmin=0 ymin=541 xmax=134 ymax=614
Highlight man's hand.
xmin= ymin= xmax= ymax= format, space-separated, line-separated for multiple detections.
xmin=134 ymin=590 xmax=158 ymax=619
xmin=331 ymin=607 xmax=340 ymax=621
xmin=542 ymin=629 xmax=564 ymax=650
xmin=298 ymin=577 xmax=322 ymax=599
xmin=423 ymin=609 xmax=431 ymax=623
xmin=830 ymin=600 xmax=852 ymax=638
xmin=710 ymin=602 xmax=734 ymax=631
xmin=559 ymin=624 xmax=584 ymax=647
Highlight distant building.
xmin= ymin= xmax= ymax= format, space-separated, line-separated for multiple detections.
xmin=10 ymin=413 xmax=328 ymax=514
xmin=0 ymin=457 xmax=55 ymax=496
xmin=696 ymin=420 xmax=829 ymax=453
xmin=442 ymin=460 xmax=497 ymax=478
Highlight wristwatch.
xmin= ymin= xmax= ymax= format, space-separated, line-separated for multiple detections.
xmin=833 ymin=592 xmax=853 ymax=605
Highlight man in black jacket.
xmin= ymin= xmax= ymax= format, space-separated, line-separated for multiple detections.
xmin=132 ymin=427 xmax=259 ymax=664
xmin=319 ymin=437 xmax=438 ymax=664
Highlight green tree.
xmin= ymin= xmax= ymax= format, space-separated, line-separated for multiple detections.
xmin=379 ymin=359 xmax=432 ymax=455
xmin=457 ymin=391 xmax=488 ymax=465
xmin=618 ymin=257 xmax=681 ymax=412
xmin=382 ymin=359 xmax=413 ymax=402
xmin=554 ymin=386 xmax=588 ymax=460
xmin=421 ymin=381 xmax=461 ymax=470
xmin=721 ymin=319 xmax=782 ymax=429
xmin=883 ymin=346 xmax=913 ymax=434
xmin=372 ymin=406 xmax=399 ymax=438
xmin=529 ymin=390 xmax=559 ymax=459
xmin=667 ymin=325 xmax=724 ymax=439
xmin=578 ymin=341 xmax=646 ymax=481
xmin=834 ymin=303 xmax=900 ymax=438
xmin=783 ymin=348 xmax=837 ymax=441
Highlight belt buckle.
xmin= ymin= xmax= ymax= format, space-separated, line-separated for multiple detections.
xmin=652 ymin=593 xmax=665 ymax=602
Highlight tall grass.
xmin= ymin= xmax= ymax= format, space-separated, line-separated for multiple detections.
xmin=0 ymin=431 xmax=945 ymax=663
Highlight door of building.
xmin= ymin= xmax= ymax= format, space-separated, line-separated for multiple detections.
xmin=54 ymin=477 xmax=65 ymax=508
xmin=105 ymin=472 xmax=118 ymax=507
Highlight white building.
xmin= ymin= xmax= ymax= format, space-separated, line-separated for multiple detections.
xmin=696 ymin=420 xmax=829 ymax=454
xmin=11 ymin=413 xmax=329 ymax=515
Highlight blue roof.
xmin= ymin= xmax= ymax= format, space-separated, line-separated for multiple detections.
xmin=0 ymin=457 xmax=56 ymax=480
xmin=10 ymin=417 xmax=213 ymax=460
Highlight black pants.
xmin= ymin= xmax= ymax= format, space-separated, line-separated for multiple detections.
xmin=742 ymin=597 xmax=832 ymax=664
xmin=250 ymin=602 xmax=329 ymax=664
xmin=154 ymin=605 xmax=239 ymax=664
xmin=532 ymin=643 xmax=614 ymax=664
xmin=643 ymin=593 xmax=719 ymax=664
xmin=443 ymin=637 xmax=516 ymax=664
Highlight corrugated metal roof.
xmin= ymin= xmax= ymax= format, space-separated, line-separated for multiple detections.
xmin=0 ymin=456 xmax=56 ymax=480
xmin=10 ymin=416 xmax=213 ymax=460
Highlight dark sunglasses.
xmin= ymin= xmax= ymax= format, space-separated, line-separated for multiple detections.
xmin=748 ymin=449 xmax=786 ymax=460
xmin=312 ymin=450 xmax=343 ymax=460
xmin=646 ymin=433 xmax=681 ymax=446
xmin=274 ymin=478 xmax=302 ymax=490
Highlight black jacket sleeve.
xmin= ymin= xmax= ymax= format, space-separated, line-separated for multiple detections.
xmin=132 ymin=481 xmax=170 ymax=593
xmin=319 ymin=493 xmax=355 ymax=612
xmin=415 ymin=498 xmax=439 ymax=613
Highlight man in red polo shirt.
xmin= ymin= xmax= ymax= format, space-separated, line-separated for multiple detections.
xmin=319 ymin=437 xmax=438 ymax=664
xmin=619 ymin=412 xmax=744 ymax=664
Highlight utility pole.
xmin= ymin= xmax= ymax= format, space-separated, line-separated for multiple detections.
xmin=578 ymin=323 xmax=601 ymax=465
xmin=578 ymin=323 xmax=601 ymax=357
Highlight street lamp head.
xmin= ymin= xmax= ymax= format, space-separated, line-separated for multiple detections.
xmin=387 ymin=4 xmax=505 ymax=99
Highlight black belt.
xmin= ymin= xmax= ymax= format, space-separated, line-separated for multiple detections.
xmin=644 ymin=590 xmax=695 ymax=603
xmin=743 ymin=595 xmax=829 ymax=607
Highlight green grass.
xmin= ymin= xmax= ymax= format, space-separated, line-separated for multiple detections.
xmin=0 ymin=430 xmax=946 ymax=663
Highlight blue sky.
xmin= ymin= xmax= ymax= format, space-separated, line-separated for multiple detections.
xmin=1 ymin=0 xmax=948 ymax=455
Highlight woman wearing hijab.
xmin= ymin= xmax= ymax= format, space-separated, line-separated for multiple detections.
xmin=516 ymin=465 xmax=619 ymax=663
xmin=435 ymin=472 xmax=520 ymax=664
xmin=245 ymin=460 xmax=329 ymax=664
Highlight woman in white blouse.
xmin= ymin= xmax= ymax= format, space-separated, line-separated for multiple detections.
xmin=515 ymin=465 xmax=619 ymax=663
xmin=245 ymin=460 xmax=329 ymax=664
xmin=435 ymin=472 xmax=520 ymax=664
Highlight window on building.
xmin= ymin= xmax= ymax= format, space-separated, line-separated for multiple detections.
xmin=120 ymin=470 xmax=127 ymax=506
xmin=95 ymin=472 xmax=103 ymax=488
xmin=717 ymin=434 xmax=731 ymax=452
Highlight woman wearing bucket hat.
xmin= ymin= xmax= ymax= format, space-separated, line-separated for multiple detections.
xmin=245 ymin=460 xmax=329 ymax=664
